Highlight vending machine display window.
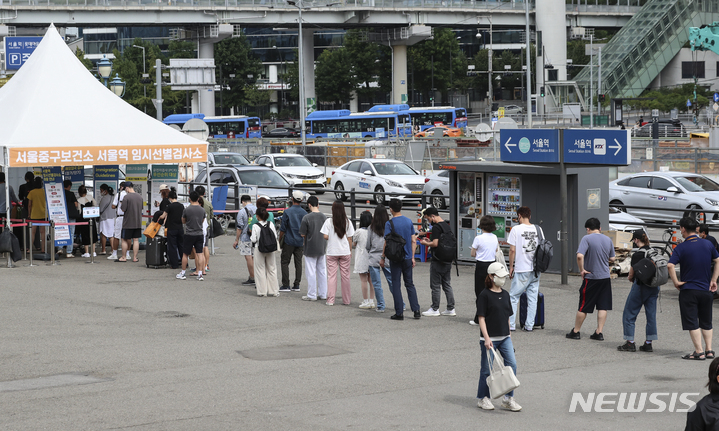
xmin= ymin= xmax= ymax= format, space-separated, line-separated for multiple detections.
xmin=487 ymin=175 xmax=522 ymax=244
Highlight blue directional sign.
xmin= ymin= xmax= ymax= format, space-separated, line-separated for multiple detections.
xmin=563 ymin=129 xmax=631 ymax=165
xmin=500 ymin=129 xmax=560 ymax=163
xmin=4 ymin=37 xmax=41 ymax=70
xmin=714 ymin=93 xmax=719 ymax=103
xmin=687 ymin=99 xmax=692 ymax=107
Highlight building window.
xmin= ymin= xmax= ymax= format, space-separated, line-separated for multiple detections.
xmin=682 ymin=61 xmax=705 ymax=79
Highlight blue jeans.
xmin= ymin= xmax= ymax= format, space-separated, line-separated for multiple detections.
xmin=389 ymin=258 xmax=419 ymax=315
xmin=478 ymin=337 xmax=517 ymax=399
xmin=65 ymin=224 xmax=75 ymax=253
xmin=622 ymin=282 xmax=659 ymax=341
xmin=368 ymin=265 xmax=392 ymax=311
xmin=509 ymin=271 xmax=540 ymax=330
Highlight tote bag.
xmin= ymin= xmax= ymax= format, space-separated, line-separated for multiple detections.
xmin=143 ymin=221 xmax=161 ymax=239
xmin=486 ymin=347 xmax=520 ymax=399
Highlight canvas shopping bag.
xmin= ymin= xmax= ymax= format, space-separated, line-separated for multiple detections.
xmin=486 ymin=347 xmax=520 ymax=399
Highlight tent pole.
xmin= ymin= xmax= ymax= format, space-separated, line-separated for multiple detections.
xmin=4 ymin=147 xmax=10 ymax=229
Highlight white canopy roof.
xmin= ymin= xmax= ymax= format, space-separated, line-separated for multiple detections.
xmin=0 ymin=24 xmax=207 ymax=167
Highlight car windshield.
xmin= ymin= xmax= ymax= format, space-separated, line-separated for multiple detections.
xmin=373 ymin=162 xmax=417 ymax=176
xmin=676 ymin=176 xmax=719 ymax=192
xmin=274 ymin=156 xmax=312 ymax=167
xmin=237 ymin=170 xmax=289 ymax=187
xmin=213 ymin=154 xmax=249 ymax=165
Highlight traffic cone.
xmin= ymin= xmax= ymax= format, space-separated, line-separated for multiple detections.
xmin=672 ymin=220 xmax=678 ymax=249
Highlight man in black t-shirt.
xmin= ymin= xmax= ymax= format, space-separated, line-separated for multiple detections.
xmin=62 ymin=179 xmax=79 ymax=256
xmin=419 ymin=207 xmax=455 ymax=317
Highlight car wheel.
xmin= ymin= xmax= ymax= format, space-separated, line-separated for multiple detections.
xmin=431 ymin=190 xmax=445 ymax=209
xmin=609 ymin=200 xmax=625 ymax=212
xmin=374 ymin=186 xmax=385 ymax=205
xmin=334 ymin=182 xmax=347 ymax=201
xmin=685 ymin=204 xmax=706 ymax=222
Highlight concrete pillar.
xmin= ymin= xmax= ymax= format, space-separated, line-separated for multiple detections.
xmin=301 ymin=28 xmax=316 ymax=114
xmin=535 ymin=0 xmax=567 ymax=115
xmin=270 ymin=91 xmax=279 ymax=114
xmin=198 ymin=40 xmax=216 ymax=117
xmin=350 ymin=91 xmax=358 ymax=112
xmin=391 ymin=44 xmax=408 ymax=105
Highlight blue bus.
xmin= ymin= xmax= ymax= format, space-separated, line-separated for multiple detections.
xmin=163 ymin=114 xmax=262 ymax=139
xmin=304 ymin=109 xmax=412 ymax=139
xmin=368 ymin=104 xmax=468 ymax=133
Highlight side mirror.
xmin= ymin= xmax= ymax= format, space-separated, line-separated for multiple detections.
xmin=666 ymin=186 xmax=680 ymax=193
xmin=363 ymin=170 xmax=374 ymax=176
xmin=312 ymin=163 xmax=318 ymax=167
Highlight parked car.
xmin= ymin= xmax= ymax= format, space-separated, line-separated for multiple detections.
xmin=262 ymin=127 xmax=300 ymax=138
xmin=609 ymin=171 xmax=719 ymax=223
xmin=492 ymin=104 xmax=524 ymax=117
xmin=207 ymin=152 xmax=251 ymax=167
xmin=254 ymin=153 xmax=326 ymax=194
xmin=414 ymin=125 xmax=463 ymax=138
xmin=194 ymin=165 xmax=290 ymax=212
xmin=329 ymin=158 xmax=426 ymax=205
xmin=608 ymin=206 xmax=646 ymax=232
xmin=423 ymin=170 xmax=449 ymax=209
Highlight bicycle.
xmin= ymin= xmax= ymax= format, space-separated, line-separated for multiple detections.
xmin=651 ymin=227 xmax=681 ymax=258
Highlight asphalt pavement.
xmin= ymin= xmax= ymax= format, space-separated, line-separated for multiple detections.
xmin=0 ymin=234 xmax=713 ymax=430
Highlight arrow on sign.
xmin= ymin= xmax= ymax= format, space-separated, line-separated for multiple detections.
xmin=609 ymin=138 xmax=622 ymax=156
xmin=504 ymin=137 xmax=516 ymax=153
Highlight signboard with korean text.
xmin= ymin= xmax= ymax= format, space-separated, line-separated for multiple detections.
xmin=563 ymin=129 xmax=631 ymax=165
xmin=5 ymin=37 xmax=41 ymax=70
xmin=9 ymin=144 xmax=207 ymax=168
xmin=500 ymin=129 xmax=560 ymax=163
xmin=150 ymin=164 xmax=178 ymax=215
xmin=42 ymin=167 xmax=71 ymax=247
xmin=63 ymin=166 xmax=84 ymax=194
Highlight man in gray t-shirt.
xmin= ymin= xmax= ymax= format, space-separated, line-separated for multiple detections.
xmin=567 ymin=217 xmax=616 ymax=341
xmin=177 ymin=191 xmax=207 ymax=281
xmin=299 ymin=196 xmax=327 ymax=301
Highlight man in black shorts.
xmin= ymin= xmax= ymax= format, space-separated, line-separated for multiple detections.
xmin=177 ymin=191 xmax=207 ymax=281
xmin=668 ymin=217 xmax=719 ymax=360
xmin=119 ymin=182 xmax=143 ymax=262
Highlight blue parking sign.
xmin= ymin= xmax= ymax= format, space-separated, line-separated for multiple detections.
xmin=714 ymin=93 xmax=719 ymax=103
xmin=5 ymin=37 xmax=41 ymax=70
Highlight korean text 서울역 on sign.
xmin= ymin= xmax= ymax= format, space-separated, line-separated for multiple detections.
xmin=563 ymin=129 xmax=630 ymax=165
xmin=500 ymin=129 xmax=560 ymax=163
xmin=9 ymin=144 xmax=207 ymax=167
xmin=5 ymin=37 xmax=41 ymax=70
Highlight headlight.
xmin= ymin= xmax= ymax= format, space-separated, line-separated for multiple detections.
xmin=284 ymin=173 xmax=298 ymax=179
xmin=385 ymin=179 xmax=403 ymax=188
xmin=706 ymin=198 xmax=719 ymax=206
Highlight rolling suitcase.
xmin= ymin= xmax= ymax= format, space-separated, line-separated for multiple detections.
xmin=145 ymin=236 xmax=167 ymax=269
xmin=519 ymin=292 xmax=545 ymax=329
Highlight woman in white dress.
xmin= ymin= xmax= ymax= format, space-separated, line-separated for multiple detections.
xmin=353 ymin=211 xmax=374 ymax=309
xmin=97 ymin=184 xmax=116 ymax=255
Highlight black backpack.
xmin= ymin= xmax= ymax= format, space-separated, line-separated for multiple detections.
xmin=384 ymin=219 xmax=407 ymax=263
xmin=257 ymin=222 xmax=278 ymax=253
xmin=533 ymin=225 xmax=553 ymax=276
xmin=432 ymin=222 xmax=457 ymax=263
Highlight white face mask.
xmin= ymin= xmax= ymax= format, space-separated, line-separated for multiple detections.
xmin=493 ymin=276 xmax=507 ymax=288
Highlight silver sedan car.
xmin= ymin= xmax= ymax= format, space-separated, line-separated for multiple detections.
xmin=609 ymin=171 xmax=719 ymax=223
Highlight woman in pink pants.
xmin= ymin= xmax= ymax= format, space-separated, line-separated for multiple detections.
xmin=320 ymin=201 xmax=355 ymax=306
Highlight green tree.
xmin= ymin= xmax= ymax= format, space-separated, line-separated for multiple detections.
xmin=214 ymin=35 xmax=264 ymax=113
xmin=315 ymin=48 xmax=354 ymax=105
xmin=408 ymin=28 xmax=466 ymax=103
xmin=279 ymin=49 xmax=299 ymax=101
xmin=74 ymin=48 xmax=93 ymax=70
xmin=344 ymin=29 xmax=391 ymax=98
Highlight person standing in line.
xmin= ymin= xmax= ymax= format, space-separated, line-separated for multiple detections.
xmin=109 ymin=181 xmax=128 ymax=261
xmin=476 ymin=262 xmax=522 ymax=412
xmin=420 ymin=207 xmax=456 ymax=317
xmin=685 ymin=357 xmax=719 ymax=428
xmin=160 ymin=189 xmax=185 ymax=270
xmin=668 ymin=217 xmax=719 ymax=360
xmin=507 ymin=206 xmax=542 ymax=332
xmin=76 ymin=185 xmax=97 ymax=258
xmin=321 ymin=201 xmax=354 ymax=306
xmin=0 ymin=172 xmax=19 ymax=221
xmin=279 ymin=190 xmax=307 ymax=292
xmin=366 ymin=205 xmax=392 ymax=313
xmin=251 ymin=207 xmax=280 ymax=297
xmin=61 ymin=179 xmax=79 ymax=257
xmin=381 ymin=198 xmax=420 ymax=320
xmin=470 ymin=215 xmax=499 ymax=326
xmin=97 ymin=184 xmax=116 ymax=256
xmin=353 ymin=211 xmax=374 ymax=309
xmin=18 ymin=171 xmax=34 ymax=220
xmin=699 ymin=224 xmax=719 ymax=252
xmin=177 ymin=191 xmax=207 ymax=281
xmin=119 ymin=182 xmax=143 ymax=263
xmin=618 ymin=229 xmax=659 ymax=352
xmin=300 ymin=196 xmax=328 ymax=302
xmin=26 ymin=177 xmax=46 ymax=253
xmin=566 ymin=217 xmax=615 ymax=341
xmin=233 ymin=195 xmax=257 ymax=286
xmin=195 ymin=185 xmax=213 ymax=273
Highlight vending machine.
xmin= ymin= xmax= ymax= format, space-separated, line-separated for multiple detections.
xmin=457 ymin=172 xmax=482 ymax=261
xmin=485 ymin=174 xmax=522 ymax=246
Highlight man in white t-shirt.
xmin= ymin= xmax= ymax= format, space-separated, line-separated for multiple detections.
xmin=507 ymin=206 xmax=542 ymax=331
xmin=108 ymin=181 xmax=129 ymax=260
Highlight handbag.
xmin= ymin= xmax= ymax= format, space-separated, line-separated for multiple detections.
xmin=486 ymin=347 xmax=520 ymax=399
xmin=143 ymin=221 xmax=161 ymax=239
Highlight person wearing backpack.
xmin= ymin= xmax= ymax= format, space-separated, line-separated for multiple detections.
xmin=251 ymin=207 xmax=280 ymax=297
xmin=507 ymin=206 xmax=542 ymax=332
xmin=618 ymin=229 xmax=660 ymax=352
xmin=233 ymin=195 xmax=257 ymax=286
xmin=419 ymin=207 xmax=456 ymax=317
xmin=381 ymin=198 xmax=421 ymax=320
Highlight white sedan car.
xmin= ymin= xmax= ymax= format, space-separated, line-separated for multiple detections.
xmin=330 ymin=158 xmax=426 ymax=205
xmin=255 ymin=153 xmax=326 ymax=194
xmin=422 ymin=170 xmax=449 ymax=209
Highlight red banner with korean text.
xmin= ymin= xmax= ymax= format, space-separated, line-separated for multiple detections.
xmin=9 ymin=144 xmax=207 ymax=167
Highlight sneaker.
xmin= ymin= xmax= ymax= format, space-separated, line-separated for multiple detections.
xmin=639 ymin=342 xmax=653 ymax=352
xmin=589 ymin=331 xmax=604 ymax=341
xmin=376 ymin=308 xmax=386 ymax=313
xmin=279 ymin=286 xmax=292 ymax=292
xmin=325 ymin=301 xmax=334 ymax=306
xmin=93 ymin=252 xmax=97 ymax=257
xmin=359 ymin=300 xmax=372 ymax=309
xmin=414 ymin=310 xmax=421 ymax=319
xmin=197 ymin=275 xmax=204 ymax=281
xmin=441 ymin=309 xmax=456 ymax=316
xmin=107 ymin=253 xmax=117 ymax=260
xmin=126 ymin=252 xmax=131 ymax=260
xmin=368 ymin=299 xmax=376 ymax=309
xmin=301 ymin=296 xmax=317 ymax=301
xmin=521 ymin=327 xmax=533 ymax=332
xmin=566 ymin=329 xmax=581 ymax=340
xmin=469 ymin=320 xmax=479 ymax=326
xmin=422 ymin=307 xmax=440 ymax=317
xmin=291 ymin=285 xmax=301 ymax=292
xmin=56 ymin=249 xmax=64 ymax=255
xmin=176 ymin=273 xmax=186 ymax=280
xmin=318 ymin=296 xmax=327 ymax=300
xmin=272 ymin=292 xmax=280 ymax=297
xmin=81 ymin=253 xmax=90 ymax=258
xmin=477 ymin=397 xmax=495 ymax=410
xmin=390 ymin=314 xmax=404 ymax=320
xmin=242 ymin=278 xmax=255 ymax=286
xmin=501 ymin=397 xmax=522 ymax=412
xmin=617 ymin=341 xmax=636 ymax=352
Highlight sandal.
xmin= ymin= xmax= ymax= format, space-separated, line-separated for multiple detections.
xmin=682 ymin=351 xmax=706 ymax=360
xmin=707 ymin=350 xmax=716 ymax=359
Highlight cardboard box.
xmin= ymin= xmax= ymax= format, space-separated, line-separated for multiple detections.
xmin=603 ymin=230 xmax=633 ymax=249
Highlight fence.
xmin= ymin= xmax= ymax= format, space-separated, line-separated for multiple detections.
xmin=621 ymin=141 xmax=719 ymax=177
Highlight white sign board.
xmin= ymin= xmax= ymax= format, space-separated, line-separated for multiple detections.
xmin=83 ymin=206 xmax=100 ymax=218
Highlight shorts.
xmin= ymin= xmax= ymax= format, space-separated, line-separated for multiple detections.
xmin=99 ymin=219 xmax=115 ymax=238
xmin=239 ymin=241 xmax=253 ymax=256
xmin=113 ymin=216 xmax=124 ymax=239
xmin=183 ymin=234 xmax=205 ymax=256
xmin=578 ymin=278 xmax=612 ymax=313
xmin=121 ymin=228 xmax=142 ymax=240
xmin=679 ymin=289 xmax=714 ymax=331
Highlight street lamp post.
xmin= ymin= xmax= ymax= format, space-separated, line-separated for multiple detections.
xmin=288 ymin=0 xmax=307 ymax=149
xmin=109 ymin=74 xmax=126 ymax=97
xmin=97 ymin=55 xmax=113 ymax=87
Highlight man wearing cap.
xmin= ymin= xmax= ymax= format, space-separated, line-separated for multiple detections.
xmin=119 ymin=181 xmax=143 ymax=263
xmin=419 ymin=207 xmax=456 ymax=317
xmin=109 ymin=181 xmax=129 ymax=260
xmin=279 ymin=190 xmax=307 ymax=292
